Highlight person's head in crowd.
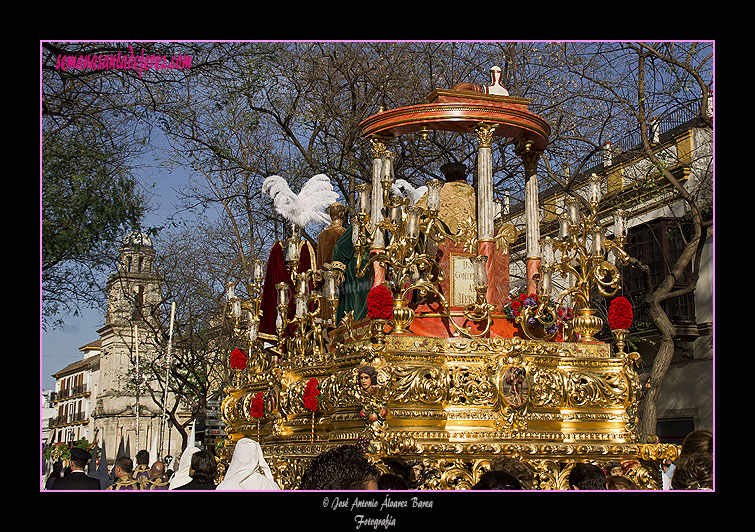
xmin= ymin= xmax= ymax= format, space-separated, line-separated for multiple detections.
xmin=69 ymin=448 xmax=91 ymax=471
xmin=472 ymin=470 xmax=522 ymax=490
xmin=114 ymin=456 xmax=133 ymax=477
xmin=135 ymin=449 xmax=149 ymax=465
xmin=189 ymin=450 xmax=218 ymax=484
xmin=150 ymin=460 xmax=166 ymax=479
xmin=680 ymin=430 xmax=713 ymax=456
xmin=299 ymin=445 xmax=379 ymax=490
xmin=568 ymin=462 xmax=606 ymax=490
xmin=490 ymin=456 xmax=537 ymax=490
xmin=671 ymin=452 xmax=713 ymax=490
xmin=606 ymin=475 xmax=639 ymax=490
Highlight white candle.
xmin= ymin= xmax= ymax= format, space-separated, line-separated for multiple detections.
xmin=357 ymin=183 xmax=371 ymax=214
xmin=405 ymin=207 xmax=420 ymax=241
xmin=276 ymin=282 xmax=290 ymax=306
xmin=471 ymin=255 xmax=488 ymax=288
xmin=252 ymin=260 xmax=264 ymax=284
xmin=541 ymin=237 xmax=554 ymax=266
xmin=426 ymin=179 xmax=443 ymax=211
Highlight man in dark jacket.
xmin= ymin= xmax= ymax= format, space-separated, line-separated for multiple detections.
xmin=51 ymin=448 xmax=101 ymax=490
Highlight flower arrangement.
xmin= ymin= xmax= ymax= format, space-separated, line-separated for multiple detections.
xmin=250 ymin=392 xmax=265 ymax=418
xmin=367 ymin=285 xmax=393 ymax=320
xmin=303 ymin=377 xmax=321 ymax=442
xmin=608 ymin=296 xmax=633 ymax=330
xmin=230 ymin=348 xmax=247 ymax=370
xmin=303 ymin=377 xmax=320 ymax=412
xmin=250 ymin=391 xmax=265 ymax=441
xmin=503 ymin=292 xmax=572 ymax=335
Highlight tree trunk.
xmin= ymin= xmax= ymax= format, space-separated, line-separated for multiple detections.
xmin=638 ymin=299 xmax=676 ymax=442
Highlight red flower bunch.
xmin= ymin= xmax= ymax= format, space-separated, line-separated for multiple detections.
xmin=367 ymin=285 xmax=393 ymax=320
xmin=608 ymin=296 xmax=633 ymax=330
xmin=230 ymin=348 xmax=247 ymax=370
xmin=250 ymin=392 xmax=264 ymax=418
xmin=303 ymin=378 xmax=320 ymax=412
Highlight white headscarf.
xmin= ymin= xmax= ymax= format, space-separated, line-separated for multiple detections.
xmin=168 ymin=446 xmax=199 ymax=490
xmin=216 ymin=438 xmax=280 ymax=491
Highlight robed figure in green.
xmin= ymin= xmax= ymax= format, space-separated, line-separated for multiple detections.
xmin=329 ymin=224 xmax=372 ymax=326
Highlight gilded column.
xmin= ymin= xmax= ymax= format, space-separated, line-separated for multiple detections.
xmin=517 ymin=139 xmax=543 ymax=296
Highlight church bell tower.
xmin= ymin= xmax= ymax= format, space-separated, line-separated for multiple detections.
xmin=93 ymin=232 xmax=175 ymax=463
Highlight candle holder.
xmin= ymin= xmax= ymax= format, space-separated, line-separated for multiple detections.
xmin=226 ymin=258 xmax=266 ymax=371
xmin=612 ymin=328 xmax=629 ymax=355
xmin=353 ymin=169 xmax=493 ymax=337
xmin=274 ymin=261 xmax=328 ymax=366
xmin=541 ymin=176 xmax=631 ymax=342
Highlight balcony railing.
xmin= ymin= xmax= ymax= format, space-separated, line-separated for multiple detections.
xmin=50 ymin=385 xmax=89 ymax=402
xmin=49 ymin=411 xmax=90 ymax=428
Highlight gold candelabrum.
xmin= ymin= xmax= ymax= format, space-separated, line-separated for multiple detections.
xmin=351 ymin=164 xmax=494 ymax=338
xmin=273 ymin=232 xmax=340 ymax=365
xmin=225 ymin=258 xmax=267 ymax=376
xmin=539 ymin=174 xmax=630 ymax=342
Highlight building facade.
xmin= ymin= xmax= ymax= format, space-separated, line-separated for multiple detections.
xmin=48 ymin=341 xmax=100 ymax=445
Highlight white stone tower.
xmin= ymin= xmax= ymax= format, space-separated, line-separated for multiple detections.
xmin=93 ymin=232 xmax=180 ymax=465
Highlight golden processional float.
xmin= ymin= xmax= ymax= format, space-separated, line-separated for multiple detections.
xmin=218 ymin=68 xmax=679 ymax=490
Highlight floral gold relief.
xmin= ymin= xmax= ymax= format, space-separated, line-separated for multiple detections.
xmin=219 ymin=334 xmax=675 ymax=489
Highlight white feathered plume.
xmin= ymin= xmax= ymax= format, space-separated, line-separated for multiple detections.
xmin=391 ymin=179 xmax=428 ymax=205
xmin=262 ymin=173 xmax=339 ymax=228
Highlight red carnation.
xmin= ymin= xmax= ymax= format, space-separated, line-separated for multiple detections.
xmin=230 ymin=348 xmax=247 ymax=370
xmin=303 ymin=377 xmax=321 ymax=412
xmin=608 ymin=297 xmax=633 ymax=330
xmin=367 ymin=285 xmax=393 ymax=320
xmin=250 ymin=392 xmax=264 ymax=418
xmin=519 ymin=293 xmax=528 ymax=302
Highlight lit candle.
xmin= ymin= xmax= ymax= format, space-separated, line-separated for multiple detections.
xmin=426 ymin=179 xmax=443 ymax=211
xmin=559 ymin=213 xmax=569 ymax=238
xmin=226 ymin=281 xmax=236 ymax=301
xmin=249 ymin=318 xmax=259 ymax=342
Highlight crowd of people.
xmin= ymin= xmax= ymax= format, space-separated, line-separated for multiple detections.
xmin=44 ymin=430 xmax=713 ymax=491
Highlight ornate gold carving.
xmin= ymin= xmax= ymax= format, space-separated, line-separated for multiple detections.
xmin=473 ymin=122 xmax=498 ymax=148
